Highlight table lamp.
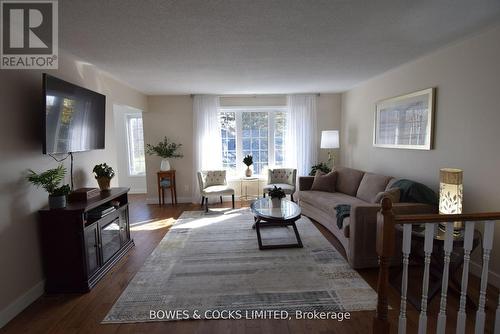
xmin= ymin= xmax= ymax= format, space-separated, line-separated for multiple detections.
xmin=439 ymin=168 xmax=464 ymax=232
xmin=320 ymin=130 xmax=339 ymax=168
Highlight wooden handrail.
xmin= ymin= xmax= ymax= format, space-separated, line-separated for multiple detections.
xmin=395 ymin=212 xmax=500 ymax=224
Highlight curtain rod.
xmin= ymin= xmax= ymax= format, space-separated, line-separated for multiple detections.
xmin=189 ymin=93 xmax=321 ymax=98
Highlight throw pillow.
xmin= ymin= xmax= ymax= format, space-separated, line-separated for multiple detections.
xmin=373 ymin=188 xmax=401 ymax=204
xmin=311 ymin=171 xmax=337 ymax=192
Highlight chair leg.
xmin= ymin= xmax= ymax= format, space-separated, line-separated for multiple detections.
xmin=291 ymin=193 xmax=294 ymax=202
xmin=232 ymin=194 xmax=235 ymax=209
xmin=201 ymin=196 xmax=205 ymax=207
xmin=205 ymin=197 xmax=209 ymax=213
xmin=220 ymin=196 xmax=223 ymax=204
xmin=263 ymin=192 xmax=266 ymax=198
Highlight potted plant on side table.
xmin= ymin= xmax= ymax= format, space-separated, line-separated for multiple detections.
xmin=268 ymin=185 xmax=286 ymax=208
xmin=243 ymin=154 xmax=253 ymax=177
xmin=93 ymin=163 xmax=115 ymax=191
xmin=27 ymin=164 xmax=71 ymax=209
xmin=146 ymin=137 xmax=183 ymax=171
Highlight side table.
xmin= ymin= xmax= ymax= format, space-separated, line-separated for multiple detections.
xmin=239 ymin=177 xmax=261 ymax=200
xmin=157 ymin=170 xmax=177 ymax=205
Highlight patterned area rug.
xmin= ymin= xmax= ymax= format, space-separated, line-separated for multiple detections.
xmin=103 ymin=208 xmax=377 ymax=323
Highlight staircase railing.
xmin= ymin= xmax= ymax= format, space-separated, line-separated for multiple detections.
xmin=373 ymin=197 xmax=500 ymax=334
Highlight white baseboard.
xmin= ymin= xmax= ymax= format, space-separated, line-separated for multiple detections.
xmin=470 ymin=260 xmax=500 ymax=288
xmin=128 ymin=189 xmax=147 ymax=194
xmin=0 ymin=280 xmax=44 ymax=329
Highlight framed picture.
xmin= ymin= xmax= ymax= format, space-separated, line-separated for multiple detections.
xmin=373 ymin=88 xmax=435 ymax=150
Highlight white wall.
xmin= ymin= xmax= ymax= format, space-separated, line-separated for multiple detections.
xmin=143 ymin=94 xmax=342 ymax=204
xmin=0 ymin=50 xmax=147 ymax=327
xmin=341 ymin=24 xmax=500 ymax=285
xmin=113 ymin=105 xmax=147 ymax=193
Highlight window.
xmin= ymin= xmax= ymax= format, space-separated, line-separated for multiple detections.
xmin=219 ymin=108 xmax=287 ymax=176
xmin=125 ymin=113 xmax=146 ymax=175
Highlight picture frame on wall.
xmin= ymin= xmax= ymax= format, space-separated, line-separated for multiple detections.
xmin=373 ymin=88 xmax=436 ymax=150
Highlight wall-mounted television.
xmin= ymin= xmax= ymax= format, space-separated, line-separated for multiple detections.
xmin=43 ymin=74 xmax=106 ymax=154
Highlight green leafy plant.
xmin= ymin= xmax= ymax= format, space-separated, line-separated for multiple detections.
xmin=309 ymin=162 xmax=332 ymax=176
xmin=52 ymin=184 xmax=71 ymax=196
xmin=146 ymin=137 xmax=183 ymax=159
xmin=93 ymin=163 xmax=115 ymax=179
xmin=268 ymin=185 xmax=286 ymax=199
xmin=243 ymin=154 xmax=253 ymax=167
xmin=26 ymin=164 xmax=70 ymax=196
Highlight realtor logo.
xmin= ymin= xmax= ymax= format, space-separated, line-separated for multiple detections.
xmin=1 ymin=0 xmax=58 ymax=69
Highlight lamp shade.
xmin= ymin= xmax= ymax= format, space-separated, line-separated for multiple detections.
xmin=320 ymin=130 xmax=339 ymax=149
xmin=439 ymin=168 xmax=463 ymax=215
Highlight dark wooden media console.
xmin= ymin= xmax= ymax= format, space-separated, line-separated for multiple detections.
xmin=39 ymin=187 xmax=134 ymax=293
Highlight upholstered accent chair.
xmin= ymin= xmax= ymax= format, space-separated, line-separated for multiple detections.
xmin=197 ymin=170 xmax=235 ymax=212
xmin=262 ymin=168 xmax=297 ymax=201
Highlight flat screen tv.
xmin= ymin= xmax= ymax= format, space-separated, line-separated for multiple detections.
xmin=43 ymin=74 xmax=106 ymax=154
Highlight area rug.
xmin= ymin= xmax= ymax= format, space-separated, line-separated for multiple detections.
xmin=103 ymin=208 xmax=377 ymax=323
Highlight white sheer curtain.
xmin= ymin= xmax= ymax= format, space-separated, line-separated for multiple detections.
xmin=285 ymin=94 xmax=318 ymax=176
xmin=192 ymin=95 xmax=222 ymax=201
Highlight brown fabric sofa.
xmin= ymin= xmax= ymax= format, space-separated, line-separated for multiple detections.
xmin=296 ymin=167 xmax=437 ymax=269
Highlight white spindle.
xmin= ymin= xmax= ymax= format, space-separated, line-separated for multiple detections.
xmin=398 ymin=224 xmax=412 ymax=334
xmin=456 ymin=221 xmax=475 ymax=334
xmin=475 ymin=221 xmax=495 ymax=334
xmin=418 ymin=223 xmax=436 ymax=334
xmin=436 ymin=222 xmax=454 ymax=333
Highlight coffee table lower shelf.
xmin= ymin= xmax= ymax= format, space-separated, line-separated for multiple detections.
xmin=253 ymin=218 xmax=303 ymax=250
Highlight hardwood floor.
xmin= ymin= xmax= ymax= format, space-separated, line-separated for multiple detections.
xmin=1 ymin=195 xmax=497 ymax=333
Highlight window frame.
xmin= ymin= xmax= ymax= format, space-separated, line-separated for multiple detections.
xmin=218 ymin=106 xmax=287 ymax=177
xmin=124 ymin=112 xmax=146 ymax=177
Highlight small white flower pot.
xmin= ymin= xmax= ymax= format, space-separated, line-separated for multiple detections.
xmin=160 ymin=159 xmax=171 ymax=171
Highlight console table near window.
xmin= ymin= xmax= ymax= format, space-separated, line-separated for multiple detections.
xmin=39 ymin=187 xmax=134 ymax=293
xmin=157 ymin=170 xmax=177 ymax=205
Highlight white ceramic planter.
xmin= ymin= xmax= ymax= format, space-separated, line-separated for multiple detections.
xmin=271 ymin=198 xmax=281 ymax=208
xmin=160 ymin=159 xmax=171 ymax=171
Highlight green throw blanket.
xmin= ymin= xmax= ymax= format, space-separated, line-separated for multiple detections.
xmin=389 ymin=179 xmax=438 ymax=205
xmin=334 ymin=204 xmax=351 ymax=229
xmin=333 ymin=179 xmax=437 ymax=229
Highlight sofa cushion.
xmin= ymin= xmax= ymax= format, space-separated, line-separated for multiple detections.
xmin=373 ymin=188 xmax=401 ymax=204
xmin=356 ymin=173 xmax=392 ymax=203
xmin=311 ymin=171 xmax=337 ymax=192
xmin=335 ymin=167 xmax=365 ymax=196
xmin=298 ymin=190 xmax=366 ymax=216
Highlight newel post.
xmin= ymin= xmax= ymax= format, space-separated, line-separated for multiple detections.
xmin=373 ymin=197 xmax=396 ymax=334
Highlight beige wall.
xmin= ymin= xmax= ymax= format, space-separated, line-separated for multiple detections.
xmin=144 ymin=94 xmax=342 ymax=204
xmin=341 ymin=24 xmax=500 ymax=284
xmin=0 ymin=50 xmax=147 ymax=327
xmin=144 ymin=96 xmax=194 ymax=203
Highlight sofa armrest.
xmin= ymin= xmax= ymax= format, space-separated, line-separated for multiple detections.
xmin=348 ymin=204 xmax=381 ymax=268
xmin=298 ymin=176 xmax=314 ymax=191
xmin=347 ymin=202 xmax=437 ymax=269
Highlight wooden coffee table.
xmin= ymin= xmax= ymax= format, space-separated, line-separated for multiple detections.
xmin=250 ymin=198 xmax=303 ymax=250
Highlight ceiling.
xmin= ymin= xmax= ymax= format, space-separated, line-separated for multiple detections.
xmin=60 ymin=0 xmax=500 ymax=95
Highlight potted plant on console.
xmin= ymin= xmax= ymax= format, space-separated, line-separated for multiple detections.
xmin=268 ymin=185 xmax=286 ymax=208
xmin=93 ymin=163 xmax=115 ymax=191
xmin=243 ymin=154 xmax=253 ymax=177
xmin=146 ymin=137 xmax=183 ymax=171
xmin=27 ymin=164 xmax=71 ymax=209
